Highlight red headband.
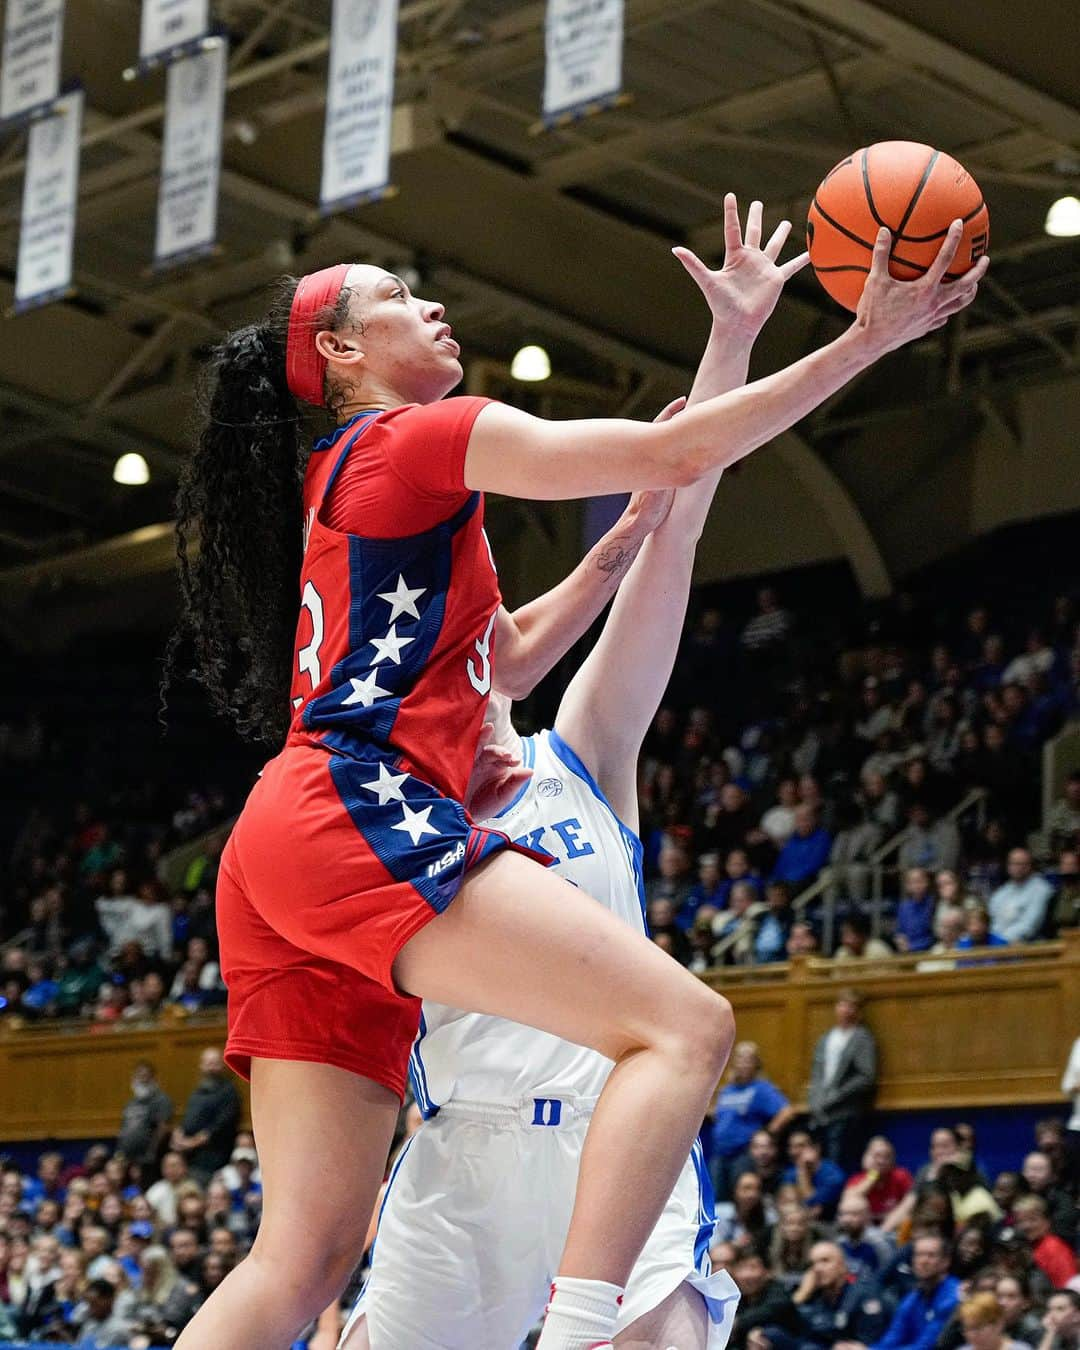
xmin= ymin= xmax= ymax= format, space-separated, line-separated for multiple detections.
xmin=285 ymin=264 xmax=351 ymax=406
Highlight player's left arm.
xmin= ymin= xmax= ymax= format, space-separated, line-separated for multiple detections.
xmin=491 ymin=481 xmax=678 ymax=700
xmin=554 ymin=198 xmax=809 ymax=827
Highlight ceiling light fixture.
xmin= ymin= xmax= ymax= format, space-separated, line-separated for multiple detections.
xmin=1044 ymin=195 xmax=1080 ymax=237
xmin=510 ymin=344 xmax=551 ymax=382
xmin=113 ymin=453 xmax=150 ymax=486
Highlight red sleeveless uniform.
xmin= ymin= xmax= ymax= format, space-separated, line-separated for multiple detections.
xmin=216 ymin=398 xmax=544 ymax=1097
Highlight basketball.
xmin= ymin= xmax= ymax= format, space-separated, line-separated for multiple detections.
xmin=807 ymin=140 xmax=989 ymax=311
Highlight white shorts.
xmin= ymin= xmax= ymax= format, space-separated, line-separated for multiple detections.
xmin=341 ymin=1095 xmax=740 ymax=1350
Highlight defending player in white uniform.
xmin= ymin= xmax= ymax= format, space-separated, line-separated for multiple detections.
xmin=340 ymin=198 xmax=810 ymax=1350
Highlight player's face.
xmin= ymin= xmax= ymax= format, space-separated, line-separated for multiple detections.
xmin=342 ymin=264 xmax=462 ymax=404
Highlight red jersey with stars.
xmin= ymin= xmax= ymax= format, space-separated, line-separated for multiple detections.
xmin=287 ymin=396 xmax=497 ymax=805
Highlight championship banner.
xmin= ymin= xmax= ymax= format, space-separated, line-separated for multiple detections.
xmin=0 ymin=0 xmax=66 ymax=126
xmin=320 ymin=0 xmax=399 ymax=214
xmin=542 ymin=0 xmax=624 ymax=126
xmin=153 ymin=40 xmax=227 ymax=268
xmin=136 ymin=0 xmax=210 ymax=73
xmin=14 ymin=88 xmax=82 ymax=313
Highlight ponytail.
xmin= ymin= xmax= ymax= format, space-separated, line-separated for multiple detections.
xmin=163 ymin=276 xmax=353 ymax=744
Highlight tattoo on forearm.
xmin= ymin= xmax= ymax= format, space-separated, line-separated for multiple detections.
xmin=595 ymin=536 xmax=641 ymax=582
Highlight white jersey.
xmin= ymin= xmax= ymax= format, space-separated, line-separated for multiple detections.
xmin=410 ymin=727 xmax=646 ymax=1112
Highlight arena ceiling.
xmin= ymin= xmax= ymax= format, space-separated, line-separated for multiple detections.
xmin=0 ymin=0 xmax=1078 ymax=621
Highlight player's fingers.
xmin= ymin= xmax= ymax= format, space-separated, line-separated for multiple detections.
xmin=762 ymin=218 xmax=792 ymax=260
xmin=671 ymin=246 xmax=711 ymax=291
xmin=722 ymin=191 xmax=743 ymax=254
xmin=968 ymin=255 xmax=990 ymax=283
xmin=475 ymin=721 xmax=495 ymax=748
xmin=779 ymin=250 xmax=811 ymax=280
xmin=923 ymin=219 xmax=963 ymax=286
xmin=745 ymin=199 xmax=764 ymax=249
xmin=653 ymin=395 xmax=687 ymax=423
xmin=868 ymin=227 xmax=892 ymax=280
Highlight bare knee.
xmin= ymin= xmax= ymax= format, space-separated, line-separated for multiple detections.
xmin=249 ymin=1233 xmax=361 ymax=1321
xmin=660 ymin=985 xmax=735 ymax=1082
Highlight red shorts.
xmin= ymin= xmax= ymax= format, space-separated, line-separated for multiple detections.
xmin=218 ymin=739 xmax=539 ymax=1099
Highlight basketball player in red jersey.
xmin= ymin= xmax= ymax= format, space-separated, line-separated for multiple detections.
xmin=168 ymin=198 xmax=985 ymax=1349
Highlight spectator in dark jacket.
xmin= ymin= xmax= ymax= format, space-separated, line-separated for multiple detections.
xmin=170 ymin=1048 xmax=240 ymax=1186
xmin=750 ymin=1241 xmax=889 ymax=1350
xmin=807 ymin=990 xmax=879 ymax=1172
xmin=116 ymin=1061 xmax=173 ymax=1174
xmin=731 ymin=1247 xmax=802 ymax=1349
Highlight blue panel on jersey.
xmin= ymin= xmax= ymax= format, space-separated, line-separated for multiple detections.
xmin=545 ymin=728 xmax=647 ymax=924
xmin=691 ymin=1138 xmax=717 ymax=1273
xmin=303 ymin=447 xmax=480 ymax=739
xmin=329 ymin=749 xmax=498 ymax=913
xmin=409 ymin=1010 xmax=439 ymax=1118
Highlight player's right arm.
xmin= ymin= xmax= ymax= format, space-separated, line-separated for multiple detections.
xmin=464 ymin=220 xmax=986 ymax=500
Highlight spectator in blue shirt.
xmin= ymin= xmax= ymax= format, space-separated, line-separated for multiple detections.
xmin=988 ymin=849 xmax=1053 ymax=943
xmin=834 ymin=1231 xmax=961 ymax=1350
xmin=895 ymin=868 xmax=936 ymax=953
xmin=709 ymin=1042 xmax=794 ymax=1200
xmin=772 ymin=805 xmax=832 ymax=889
xmin=677 ymin=851 xmax=723 ymax=930
xmin=715 ymin=849 xmax=765 ymax=912
xmin=782 ymin=1129 xmax=847 ymax=1220
xmin=956 ymin=905 xmax=1009 ymax=957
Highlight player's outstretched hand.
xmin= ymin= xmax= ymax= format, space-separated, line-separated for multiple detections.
xmin=853 ymin=220 xmax=989 ymax=357
xmin=464 ymin=722 xmax=532 ymax=821
xmin=673 ymin=192 xmax=810 ymax=340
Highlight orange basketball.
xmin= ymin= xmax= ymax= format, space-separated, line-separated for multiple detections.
xmin=807 ymin=141 xmax=989 ymax=311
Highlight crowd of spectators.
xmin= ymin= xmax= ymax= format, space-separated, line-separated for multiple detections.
xmin=706 ymin=1036 xmax=1079 ymax=1350
xmin=4 ymin=1032 xmax=1077 ymax=1349
xmin=0 ymin=780 xmax=233 ymax=1028
xmin=3 ymin=573 xmax=1078 ymax=1021
xmin=0 ymin=1047 xmax=253 ymax=1347
xmin=640 ymin=586 xmax=1080 ymax=969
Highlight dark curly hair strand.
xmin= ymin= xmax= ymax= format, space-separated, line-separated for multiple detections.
xmin=162 ymin=276 xmax=356 ymax=745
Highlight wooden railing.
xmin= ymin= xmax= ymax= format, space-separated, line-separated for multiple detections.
xmin=700 ymin=929 xmax=1080 ymax=1112
xmin=0 ymin=1008 xmax=249 ymax=1142
xmin=1 ymin=933 xmax=1077 ymax=1141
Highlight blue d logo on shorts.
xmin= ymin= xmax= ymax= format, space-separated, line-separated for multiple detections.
xmin=531 ymin=1098 xmax=563 ymax=1126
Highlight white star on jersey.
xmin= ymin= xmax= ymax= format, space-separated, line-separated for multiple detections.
xmin=361 ymin=762 xmax=408 ymax=806
xmin=377 ymin=574 xmax=426 ymax=623
xmin=342 ymin=672 xmax=391 ymax=708
xmin=392 ymin=803 xmax=441 ymax=846
xmin=369 ymin=624 xmax=414 ymax=665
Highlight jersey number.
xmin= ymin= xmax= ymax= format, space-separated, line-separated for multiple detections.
xmin=293 ymin=581 xmax=325 ymax=709
xmin=467 ymin=610 xmax=496 ymax=696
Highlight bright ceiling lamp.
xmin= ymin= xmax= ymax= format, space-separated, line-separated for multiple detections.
xmin=113 ymin=452 xmax=150 ymax=485
xmin=510 ymin=344 xmax=551 ymax=382
xmin=1044 ymin=195 xmax=1080 ymax=237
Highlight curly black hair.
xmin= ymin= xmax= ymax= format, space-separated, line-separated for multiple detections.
xmin=162 ymin=276 xmax=355 ymax=745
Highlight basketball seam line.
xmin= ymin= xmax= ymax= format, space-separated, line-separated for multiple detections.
xmin=858 ymin=145 xmax=984 ymax=242
xmin=891 ymin=149 xmax=940 ymax=254
xmin=810 ymin=197 xmax=961 ymax=274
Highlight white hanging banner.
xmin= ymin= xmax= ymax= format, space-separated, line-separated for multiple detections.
xmin=0 ymin=0 xmax=66 ymax=126
xmin=154 ymin=40 xmax=227 ymax=268
xmin=542 ymin=0 xmax=624 ymax=125
xmin=320 ymin=0 xmax=399 ymax=213
xmin=14 ymin=88 xmax=82 ymax=312
xmin=137 ymin=0 xmax=210 ymax=70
